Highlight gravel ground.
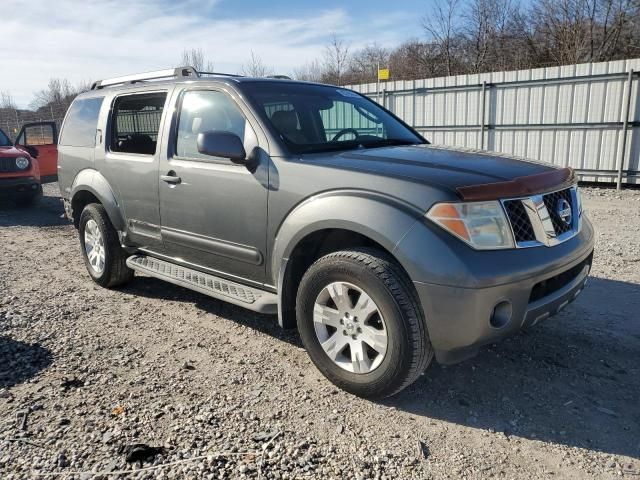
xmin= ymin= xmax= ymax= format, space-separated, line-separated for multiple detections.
xmin=0 ymin=183 xmax=639 ymax=479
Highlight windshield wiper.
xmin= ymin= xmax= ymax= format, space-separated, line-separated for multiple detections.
xmin=357 ymin=138 xmax=421 ymax=149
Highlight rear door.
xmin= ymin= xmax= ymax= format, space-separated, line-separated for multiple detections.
xmin=100 ymin=90 xmax=171 ymax=249
xmin=16 ymin=122 xmax=58 ymax=182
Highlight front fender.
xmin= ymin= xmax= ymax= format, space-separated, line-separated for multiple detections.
xmin=271 ymin=190 xmax=423 ymax=285
xmin=70 ymin=169 xmax=125 ymax=231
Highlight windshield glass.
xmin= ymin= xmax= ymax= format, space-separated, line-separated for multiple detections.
xmin=242 ymin=82 xmax=425 ymax=154
xmin=0 ymin=128 xmax=12 ymax=147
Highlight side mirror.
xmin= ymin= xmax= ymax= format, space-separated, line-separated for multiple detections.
xmin=197 ymin=131 xmax=246 ymax=164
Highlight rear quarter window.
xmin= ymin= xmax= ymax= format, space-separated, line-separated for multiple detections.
xmin=59 ymin=97 xmax=104 ymax=147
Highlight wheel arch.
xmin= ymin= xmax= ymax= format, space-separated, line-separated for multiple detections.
xmin=70 ymin=169 xmax=124 ymax=231
xmin=273 ymin=192 xmax=422 ymax=329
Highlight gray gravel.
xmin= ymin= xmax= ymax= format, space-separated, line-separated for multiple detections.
xmin=0 ymin=183 xmax=639 ymax=479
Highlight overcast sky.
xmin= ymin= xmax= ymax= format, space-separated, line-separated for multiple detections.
xmin=1 ymin=0 xmax=428 ymax=108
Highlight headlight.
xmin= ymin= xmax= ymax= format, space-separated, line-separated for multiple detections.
xmin=426 ymin=201 xmax=515 ymax=250
xmin=15 ymin=157 xmax=30 ymax=170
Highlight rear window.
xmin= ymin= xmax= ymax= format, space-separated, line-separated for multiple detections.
xmin=59 ymin=97 xmax=104 ymax=147
xmin=110 ymin=93 xmax=167 ymax=155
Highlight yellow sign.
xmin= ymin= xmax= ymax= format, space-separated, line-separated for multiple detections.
xmin=378 ymin=68 xmax=390 ymax=81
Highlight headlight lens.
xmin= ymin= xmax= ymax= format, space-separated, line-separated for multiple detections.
xmin=15 ymin=157 xmax=30 ymax=170
xmin=426 ymin=201 xmax=515 ymax=250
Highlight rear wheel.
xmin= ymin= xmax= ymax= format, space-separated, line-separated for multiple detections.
xmin=79 ymin=203 xmax=133 ymax=287
xmin=296 ymin=248 xmax=433 ymax=399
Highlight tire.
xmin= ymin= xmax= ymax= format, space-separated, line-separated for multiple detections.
xmin=78 ymin=203 xmax=134 ymax=288
xmin=296 ymin=248 xmax=433 ymax=399
xmin=14 ymin=185 xmax=42 ymax=208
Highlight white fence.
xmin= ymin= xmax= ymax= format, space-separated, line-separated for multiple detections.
xmin=348 ymin=59 xmax=640 ymax=186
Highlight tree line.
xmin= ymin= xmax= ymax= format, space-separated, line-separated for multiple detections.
xmin=300 ymin=0 xmax=640 ymax=85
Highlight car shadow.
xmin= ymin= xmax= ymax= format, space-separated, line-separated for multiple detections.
xmin=386 ymin=276 xmax=640 ymax=459
xmin=0 ymin=191 xmax=68 ymax=228
xmin=122 ymin=276 xmax=301 ymax=348
xmin=0 ymin=336 xmax=53 ymax=390
xmin=126 ymin=274 xmax=639 ymax=459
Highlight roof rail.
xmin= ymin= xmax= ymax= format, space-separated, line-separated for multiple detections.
xmin=90 ymin=67 xmax=246 ymax=90
xmin=198 ymin=71 xmax=244 ymax=78
xmin=91 ymin=67 xmax=198 ymax=90
xmin=265 ymin=75 xmax=292 ymax=80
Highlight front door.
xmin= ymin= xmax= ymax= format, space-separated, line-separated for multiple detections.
xmin=16 ymin=122 xmax=58 ymax=182
xmin=158 ymin=88 xmax=269 ymax=285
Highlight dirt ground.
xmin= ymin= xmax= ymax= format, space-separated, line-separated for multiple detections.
xmin=0 ymin=183 xmax=639 ymax=479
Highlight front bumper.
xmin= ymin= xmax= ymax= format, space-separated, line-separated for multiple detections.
xmin=399 ymin=216 xmax=595 ymax=364
xmin=0 ymin=177 xmax=41 ymax=199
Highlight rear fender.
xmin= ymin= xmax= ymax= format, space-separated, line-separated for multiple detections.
xmin=70 ymin=169 xmax=125 ymax=231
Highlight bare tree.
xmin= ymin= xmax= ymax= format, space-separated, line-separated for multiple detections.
xmin=349 ymin=44 xmax=390 ymax=83
xmin=0 ymin=91 xmax=16 ymax=110
xmin=462 ymin=0 xmax=519 ymax=73
xmin=292 ymin=60 xmax=324 ymax=82
xmin=322 ymin=34 xmax=351 ymax=85
xmin=179 ymin=48 xmax=215 ymax=72
xmin=30 ymin=79 xmax=87 ymax=111
xmin=241 ymin=51 xmax=273 ymax=77
xmin=422 ymin=0 xmax=462 ymax=76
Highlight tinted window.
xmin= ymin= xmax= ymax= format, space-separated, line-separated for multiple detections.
xmin=243 ymin=82 xmax=423 ymax=154
xmin=111 ymin=93 xmax=167 ymax=155
xmin=59 ymin=97 xmax=104 ymax=147
xmin=0 ymin=128 xmax=11 ymax=147
xmin=176 ymin=90 xmax=249 ymax=160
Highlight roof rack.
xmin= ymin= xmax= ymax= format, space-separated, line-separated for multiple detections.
xmin=90 ymin=66 xmax=242 ymax=90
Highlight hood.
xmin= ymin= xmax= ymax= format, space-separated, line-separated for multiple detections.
xmin=305 ymin=144 xmax=557 ymax=195
xmin=0 ymin=145 xmax=31 ymax=158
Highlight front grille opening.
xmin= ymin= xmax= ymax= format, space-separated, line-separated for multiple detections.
xmin=543 ymin=188 xmax=573 ymax=235
xmin=504 ymin=200 xmax=536 ymax=242
xmin=529 ymin=254 xmax=592 ymax=303
xmin=0 ymin=157 xmax=19 ymax=173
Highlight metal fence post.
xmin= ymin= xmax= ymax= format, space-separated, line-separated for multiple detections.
xmin=480 ymin=81 xmax=487 ymax=150
xmin=412 ymin=79 xmax=417 ymax=127
xmin=617 ymin=69 xmax=634 ymax=190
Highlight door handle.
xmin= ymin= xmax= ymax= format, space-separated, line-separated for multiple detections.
xmin=160 ymin=171 xmax=181 ymax=184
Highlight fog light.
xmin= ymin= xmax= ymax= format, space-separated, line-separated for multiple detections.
xmin=490 ymin=301 xmax=512 ymax=329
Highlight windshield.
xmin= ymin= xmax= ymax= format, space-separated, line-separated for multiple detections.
xmin=0 ymin=128 xmax=11 ymax=147
xmin=242 ymin=82 xmax=425 ymax=154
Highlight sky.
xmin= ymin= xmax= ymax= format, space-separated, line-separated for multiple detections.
xmin=0 ymin=0 xmax=430 ymax=108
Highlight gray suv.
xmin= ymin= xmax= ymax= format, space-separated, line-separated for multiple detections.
xmin=58 ymin=67 xmax=594 ymax=398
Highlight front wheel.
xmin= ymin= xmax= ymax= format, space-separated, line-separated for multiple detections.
xmin=296 ymin=248 xmax=433 ymax=399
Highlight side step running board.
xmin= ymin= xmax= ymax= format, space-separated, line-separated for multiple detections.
xmin=126 ymin=255 xmax=278 ymax=314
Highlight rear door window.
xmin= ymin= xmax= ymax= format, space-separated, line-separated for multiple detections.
xmin=59 ymin=97 xmax=104 ymax=147
xmin=110 ymin=93 xmax=167 ymax=155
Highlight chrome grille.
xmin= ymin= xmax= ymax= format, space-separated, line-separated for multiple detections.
xmin=0 ymin=157 xmax=18 ymax=173
xmin=502 ymin=186 xmax=580 ymax=248
xmin=503 ymin=200 xmax=536 ymax=242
